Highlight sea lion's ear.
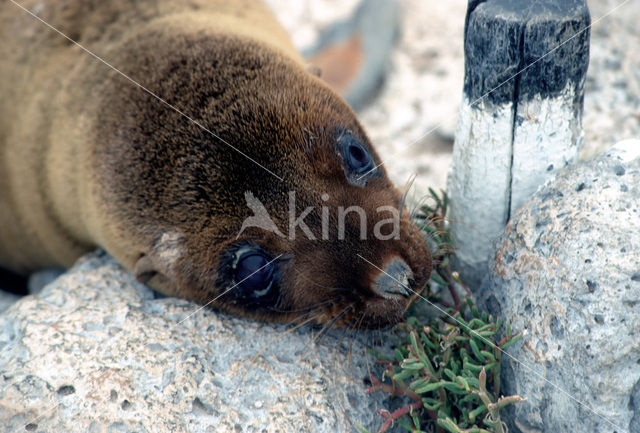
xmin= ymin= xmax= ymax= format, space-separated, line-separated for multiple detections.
xmin=307 ymin=64 xmax=322 ymax=78
xmin=133 ymin=231 xmax=184 ymax=294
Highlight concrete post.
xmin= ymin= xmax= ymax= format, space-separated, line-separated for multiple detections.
xmin=447 ymin=0 xmax=591 ymax=289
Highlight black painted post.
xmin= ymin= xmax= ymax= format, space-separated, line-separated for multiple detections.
xmin=447 ymin=0 xmax=591 ymax=288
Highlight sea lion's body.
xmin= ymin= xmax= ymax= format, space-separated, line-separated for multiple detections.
xmin=0 ymin=0 xmax=431 ymax=327
xmin=0 ymin=0 xmax=299 ymax=271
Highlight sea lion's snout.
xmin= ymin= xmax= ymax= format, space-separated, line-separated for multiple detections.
xmin=371 ymin=257 xmax=413 ymax=300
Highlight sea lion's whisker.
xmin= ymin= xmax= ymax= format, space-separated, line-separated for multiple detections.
xmin=422 ymin=214 xmax=499 ymax=242
xmin=376 ymin=319 xmax=384 ymax=348
xmin=324 ymin=312 xmax=359 ymax=397
xmin=399 ymin=173 xmax=417 ymax=221
xmin=278 ymin=302 xmax=334 ymax=327
xmin=267 ymin=297 xmax=337 ymax=315
xmin=363 ymin=326 xmax=383 ymax=387
xmin=299 ymin=304 xmax=354 ymax=361
xmin=409 ymin=194 xmax=434 ymax=221
xmin=346 ymin=312 xmax=366 ymax=369
xmin=289 ymin=266 xmax=341 ymax=291
xmin=364 ymin=333 xmax=374 ymax=387
xmin=322 ymin=311 xmax=362 ymax=409
xmin=343 ymin=311 xmax=366 ymax=374
xmin=329 ymin=312 xmax=362 ymax=376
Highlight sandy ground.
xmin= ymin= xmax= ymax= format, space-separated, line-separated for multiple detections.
xmin=264 ymin=0 xmax=640 ymax=197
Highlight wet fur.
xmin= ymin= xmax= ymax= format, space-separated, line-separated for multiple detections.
xmin=0 ymin=0 xmax=431 ymax=327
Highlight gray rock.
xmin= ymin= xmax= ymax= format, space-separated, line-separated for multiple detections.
xmin=476 ymin=140 xmax=640 ymax=433
xmin=0 ymin=251 xmax=391 ymax=433
xmin=27 ymin=268 xmax=65 ymax=295
xmin=0 ymin=289 xmax=20 ymax=314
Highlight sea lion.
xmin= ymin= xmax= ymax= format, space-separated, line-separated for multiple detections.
xmin=0 ymin=0 xmax=431 ymax=328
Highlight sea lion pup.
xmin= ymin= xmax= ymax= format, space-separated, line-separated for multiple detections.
xmin=0 ymin=0 xmax=431 ymax=328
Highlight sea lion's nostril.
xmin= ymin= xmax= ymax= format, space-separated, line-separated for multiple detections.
xmin=372 ymin=257 xmax=413 ymax=299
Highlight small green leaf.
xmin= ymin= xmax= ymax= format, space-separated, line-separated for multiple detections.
xmin=422 ymin=397 xmax=443 ymax=411
xmin=501 ymin=333 xmax=523 ymax=350
xmin=468 ymin=318 xmax=485 ymax=329
xmin=394 ymin=348 xmax=405 ymax=363
xmin=468 ymin=404 xmax=487 ymax=422
xmin=456 ymin=376 xmax=470 ymax=391
xmin=469 ymin=339 xmax=486 ymax=362
xmin=444 ymin=368 xmax=456 ymax=381
xmin=430 ymin=272 xmax=448 ymax=286
xmin=441 ymin=381 xmax=466 ymax=393
xmin=400 ymin=362 xmax=424 ymax=371
xmin=480 ymin=350 xmax=495 ymax=361
xmin=410 ymin=377 xmax=431 ymax=390
xmin=421 ymin=333 xmax=438 ymax=351
xmin=414 ymin=381 xmax=445 ymax=394
xmin=354 ymin=423 xmax=373 ymax=433
xmin=437 ymin=416 xmax=464 ymax=433
xmin=393 ymin=369 xmax=415 ymax=381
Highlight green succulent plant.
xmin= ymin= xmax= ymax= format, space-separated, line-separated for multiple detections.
xmin=358 ymin=190 xmax=523 ymax=433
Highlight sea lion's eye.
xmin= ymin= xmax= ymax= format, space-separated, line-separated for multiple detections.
xmin=218 ymin=244 xmax=281 ymax=308
xmin=346 ymin=141 xmax=373 ymax=174
xmin=234 ymin=251 xmax=275 ymax=297
xmin=337 ymin=132 xmax=377 ymax=186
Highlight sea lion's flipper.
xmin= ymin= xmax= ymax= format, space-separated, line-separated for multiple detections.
xmin=133 ymin=254 xmax=158 ymax=284
xmin=134 ymin=253 xmax=176 ymax=296
xmin=133 ymin=232 xmax=185 ymax=295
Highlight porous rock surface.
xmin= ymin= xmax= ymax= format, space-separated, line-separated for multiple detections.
xmin=476 ymin=141 xmax=640 ymax=433
xmin=0 ymin=252 xmax=389 ymax=433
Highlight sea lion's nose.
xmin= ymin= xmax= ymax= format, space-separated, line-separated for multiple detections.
xmin=371 ymin=257 xmax=413 ymax=299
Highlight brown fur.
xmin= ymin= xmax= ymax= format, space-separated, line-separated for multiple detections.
xmin=0 ymin=0 xmax=431 ymax=328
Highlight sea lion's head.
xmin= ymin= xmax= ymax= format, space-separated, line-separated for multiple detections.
xmin=95 ymin=30 xmax=431 ymax=329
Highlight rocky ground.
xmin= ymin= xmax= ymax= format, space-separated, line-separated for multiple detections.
xmin=265 ymin=0 xmax=640 ymax=197
xmin=0 ymin=252 xmax=392 ymax=433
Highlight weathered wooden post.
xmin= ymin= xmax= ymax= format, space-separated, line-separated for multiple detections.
xmin=447 ymin=0 xmax=591 ymax=288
